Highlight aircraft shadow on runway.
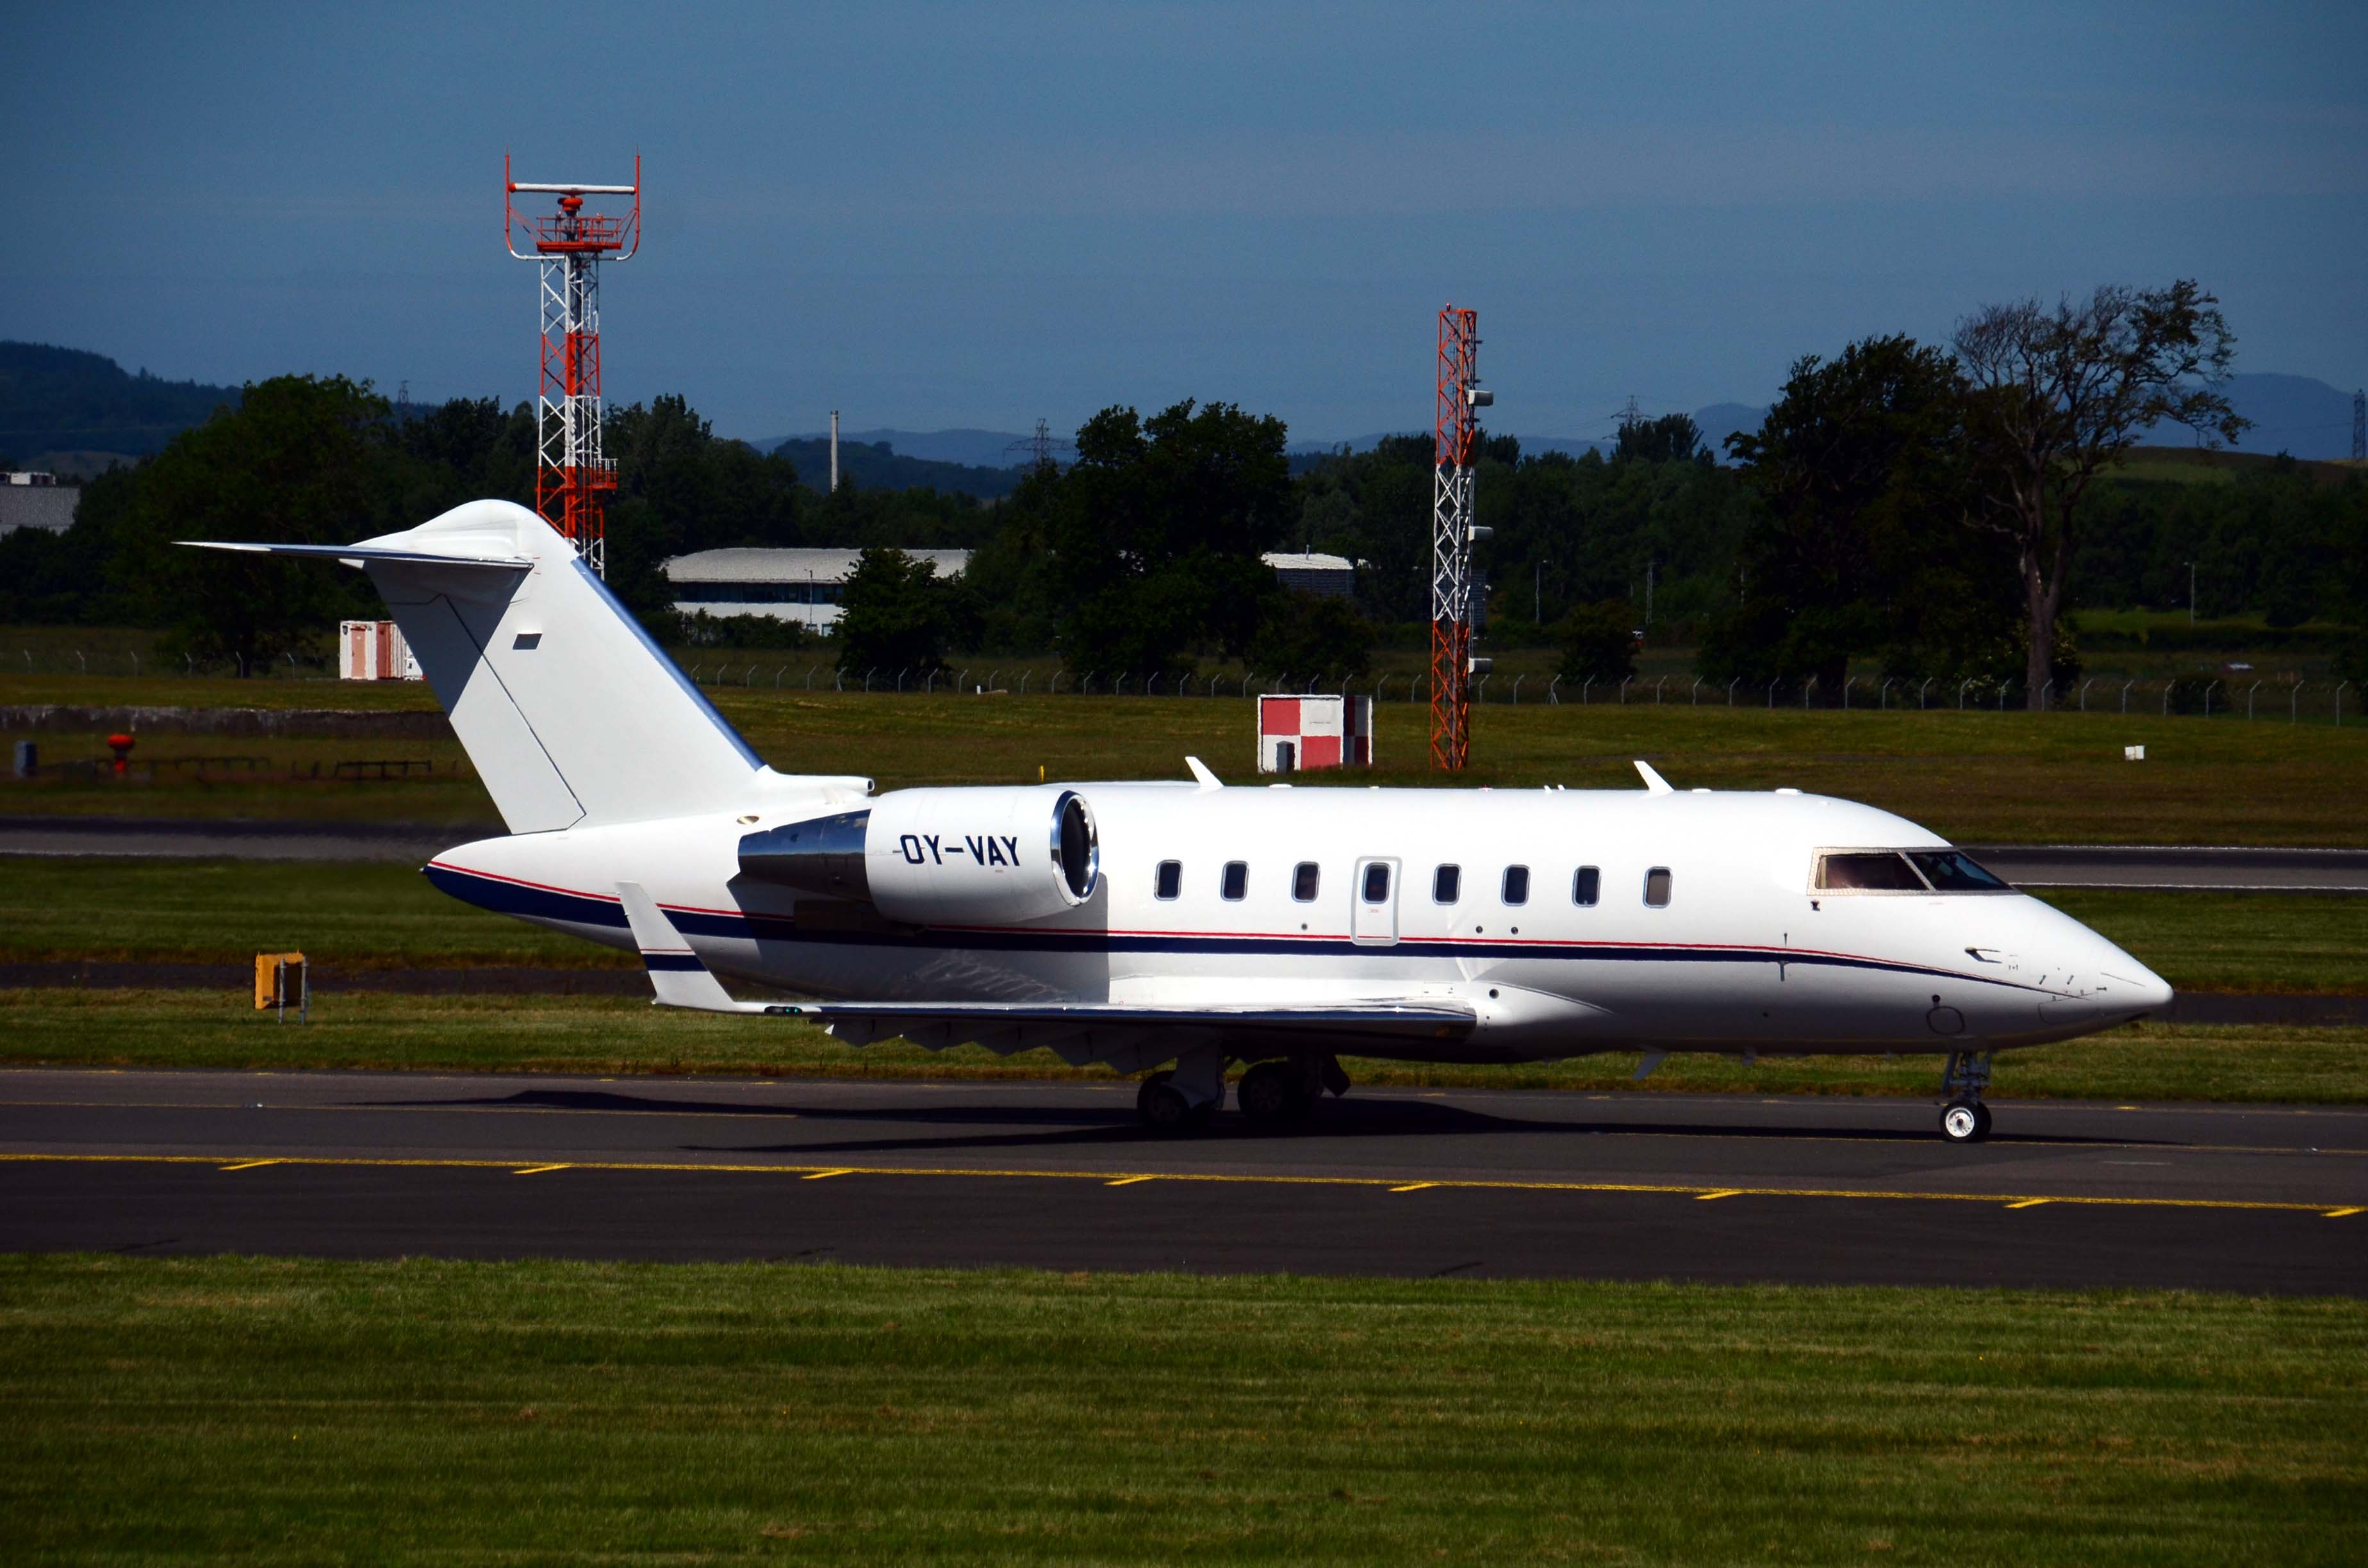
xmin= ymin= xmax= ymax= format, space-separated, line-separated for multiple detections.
xmin=366 ymin=1086 xmax=2160 ymax=1159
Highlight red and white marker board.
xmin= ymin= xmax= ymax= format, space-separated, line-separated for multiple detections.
xmin=1258 ymin=693 xmax=1373 ymax=773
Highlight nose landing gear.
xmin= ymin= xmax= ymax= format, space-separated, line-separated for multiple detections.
xmin=1937 ymin=1050 xmax=1994 ymax=1143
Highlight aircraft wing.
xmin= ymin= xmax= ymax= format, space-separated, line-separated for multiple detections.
xmin=613 ymin=882 xmax=1472 ymax=1072
xmin=769 ymin=998 xmax=1475 ymax=1066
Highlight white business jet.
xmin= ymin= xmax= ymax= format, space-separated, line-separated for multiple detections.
xmin=194 ymin=501 xmax=2171 ymax=1143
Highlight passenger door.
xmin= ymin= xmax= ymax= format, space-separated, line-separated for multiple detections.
xmin=1351 ymin=857 xmax=1400 ymax=947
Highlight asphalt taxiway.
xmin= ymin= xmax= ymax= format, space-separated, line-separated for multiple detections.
xmin=4 ymin=1068 xmax=2361 ymax=1293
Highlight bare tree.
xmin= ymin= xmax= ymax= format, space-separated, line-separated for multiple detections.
xmin=1953 ymin=281 xmax=2246 ymax=708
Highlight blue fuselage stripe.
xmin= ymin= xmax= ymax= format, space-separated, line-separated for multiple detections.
xmin=424 ymin=863 xmax=1998 ymax=985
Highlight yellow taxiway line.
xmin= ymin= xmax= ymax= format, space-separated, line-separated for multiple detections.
xmin=1 ymin=1150 xmax=2360 ymax=1216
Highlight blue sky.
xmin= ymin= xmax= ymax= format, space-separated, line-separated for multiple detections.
xmin=6 ymin=2 xmax=2362 ymax=444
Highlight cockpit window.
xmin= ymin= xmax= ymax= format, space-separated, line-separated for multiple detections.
xmin=1814 ymin=849 xmax=2014 ymax=894
xmin=1816 ymin=851 xmax=1928 ymax=892
xmin=1907 ymin=850 xmax=2011 ymax=892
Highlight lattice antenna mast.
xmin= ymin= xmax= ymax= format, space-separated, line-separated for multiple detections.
xmin=1004 ymin=418 xmax=1073 ymax=471
xmin=506 ymin=155 xmax=640 ymax=578
xmin=1427 ymin=306 xmax=1492 ymax=769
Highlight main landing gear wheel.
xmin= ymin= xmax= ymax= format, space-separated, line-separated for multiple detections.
xmin=1136 ymin=1070 xmax=1213 ymax=1136
xmin=1939 ymin=1098 xmax=1991 ymax=1144
xmin=1237 ymin=1060 xmax=1315 ymax=1126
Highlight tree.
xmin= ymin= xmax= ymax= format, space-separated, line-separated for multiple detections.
xmin=1702 ymin=336 xmax=1986 ymax=692
xmin=834 ymin=547 xmax=969 ymax=678
xmin=113 ymin=375 xmax=390 ymax=673
xmin=1614 ymin=412 xmax=1703 ymax=466
xmin=1040 ymin=399 xmax=1293 ymax=675
xmin=1954 ymin=281 xmax=2247 ymax=708
xmin=1248 ymin=592 xmax=1376 ymax=684
xmin=603 ymin=395 xmax=802 ymax=621
xmin=1557 ymin=601 xmax=1639 ymax=683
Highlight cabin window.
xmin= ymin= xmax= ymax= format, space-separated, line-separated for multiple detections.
xmin=1643 ymin=867 xmax=1673 ymax=908
xmin=1221 ymin=861 xmax=1248 ymax=901
xmin=1433 ymin=864 xmax=1461 ymax=903
xmin=1292 ymin=862 xmax=1320 ymax=901
xmin=1154 ymin=860 xmax=1181 ymax=901
xmin=1572 ymin=865 xmax=1600 ymax=906
xmin=1361 ymin=863 xmax=1391 ymax=903
xmin=1816 ymin=851 xmax=1927 ymax=892
xmin=1906 ymin=850 xmax=2011 ymax=892
xmin=1502 ymin=865 xmax=1529 ymax=905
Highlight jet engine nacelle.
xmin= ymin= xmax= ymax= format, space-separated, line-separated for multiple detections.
xmin=738 ymin=787 xmax=1100 ymax=927
xmin=867 ymin=786 xmax=1099 ymax=926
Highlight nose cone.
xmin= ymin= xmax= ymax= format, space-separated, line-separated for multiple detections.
xmin=2078 ymin=923 xmax=2173 ymax=1015
xmin=2103 ymin=959 xmax=2175 ymax=1014
xmin=2023 ymin=897 xmax=2173 ymax=1016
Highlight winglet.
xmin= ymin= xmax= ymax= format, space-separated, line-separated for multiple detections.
xmin=1634 ymin=760 xmax=1674 ymax=794
xmin=615 ymin=882 xmax=768 ymax=1013
xmin=1185 ymin=755 xmax=1222 ymax=790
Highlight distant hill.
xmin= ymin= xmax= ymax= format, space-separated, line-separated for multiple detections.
xmin=2142 ymin=373 xmax=2357 ymax=461
xmin=2110 ymin=444 xmax=2357 ymax=487
xmin=756 ymin=427 xmax=1037 ymax=470
xmin=1693 ymin=403 xmax=1769 ymax=454
xmin=0 ymin=341 xmax=242 ymax=464
xmin=765 ymin=436 xmax=1023 ymax=499
xmin=1284 ymin=404 xmax=1777 ymax=466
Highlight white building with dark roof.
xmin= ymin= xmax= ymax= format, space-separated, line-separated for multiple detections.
xmin=664 ymin=546 xmax=1356 ymax=630
xmin=664 ymin=547 xmax=973 ymax=630
xmin=0 ymin=472 xmax=79 ymax=537
xmin=1262 ymin=551 xmax=1355 ymax=598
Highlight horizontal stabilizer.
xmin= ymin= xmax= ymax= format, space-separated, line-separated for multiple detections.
xmin=180 ymin=540 xmax=532 ymax=569
xmin=615 ymin=882 xmax=771 ymax=1013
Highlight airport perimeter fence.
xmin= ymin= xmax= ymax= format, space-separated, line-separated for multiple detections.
xmin=12 ymin=646 xmax=338 ymax=681
xmin=13 ymin=642 xmax=2357 ymax=726
xmin=680 ymin=662 xmax=2365 ymax=727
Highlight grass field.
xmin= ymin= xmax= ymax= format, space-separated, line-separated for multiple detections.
xmin=8 ymin=856 xmax=2364 ymax=994
xmin=0 ymin=858 xmax=621 ymax=970
xmin=4 ymin=988 xmax=2361 ymax=1103
xmin=8 ymin=671 xmax=2367 ymax=840
xmin=4 ymin=1255 xmax=2362 ymax=1565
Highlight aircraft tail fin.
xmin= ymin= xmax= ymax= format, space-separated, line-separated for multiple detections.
xmin=186 ymin=500 xmax=777 ymax=833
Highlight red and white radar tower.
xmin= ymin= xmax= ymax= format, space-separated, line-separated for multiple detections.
xmin=1428 ymin=305 xmax=1492 ymax=769
xmin=505 ymin=156 xmax=640 ymax=578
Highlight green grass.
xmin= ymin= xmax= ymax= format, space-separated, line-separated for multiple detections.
xmin=0 ymin=857 xmax=622 ymax=969
xmin=2032 ymin=890 xmax=2368 ymax=994
xmin=8 ymin=674 xmax=2367 ymax=840
xmin=4 ymin=1255 xmax=2362 ymax=1565
xmin=4 ymin=988 xmax=2362 ymax=1103
xmin=10 ymin=857 xmax=2363 ymax=995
